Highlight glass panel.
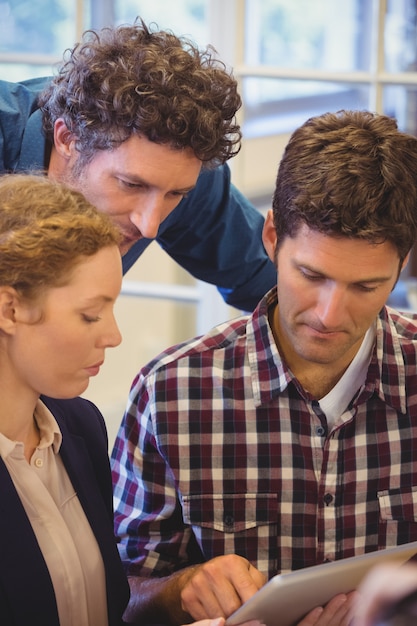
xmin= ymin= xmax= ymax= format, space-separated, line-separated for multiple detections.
xmin=0 ymin=0 xmax=77 ymax=56
xmin=242 ymin=78 xmax=370 ymax=137
xmin=385 ymin=0 xmax=417 ymax=72
xmin=0 ymin=63 xmax=52 ymax=81
xmin=114 ymin=0 xmax=208 ymax=43
xmin=383 ymin=84 xmax=417 ymax=135
xmin=245 ymin=0 xmax=372 ymax=72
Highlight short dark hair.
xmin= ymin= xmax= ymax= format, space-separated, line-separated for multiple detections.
xmin=272 ymin=110 xmax=417 ymax=261
xmin=39 ymin=18 xmax=242 ymax=169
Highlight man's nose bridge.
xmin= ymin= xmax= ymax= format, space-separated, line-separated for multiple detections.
xmin=319 ymin=283 xmax=345 ymax=319
xmin=132 ymin=193 xmax=164 ymax=238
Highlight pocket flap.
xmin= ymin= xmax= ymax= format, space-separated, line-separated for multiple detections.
xmin=182 ymin=493 xmax=277 ymax=533
xmin=378 ymin=487 xmax=417 ymax=522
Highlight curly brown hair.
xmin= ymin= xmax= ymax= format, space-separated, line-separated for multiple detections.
xmin=0 ymin=173 xmax=121 ymax=302
xmin=39 ymin=18 xmax=242 ymax=168
xmin=272 ymin=109 xmax=417 ymax=262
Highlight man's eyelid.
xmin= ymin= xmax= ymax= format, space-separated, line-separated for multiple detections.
xmin=299 ymin=265 xmax=324 ymax=279
xmin=119 ymin=177 xmax=146 ymax=188
xmin=354 ymin=280 xmax=384 ymax=291
xmin=118 ymin=177 xmax=194 ymax=196
xmin=171 ymin=185 xmax=196 ymax=197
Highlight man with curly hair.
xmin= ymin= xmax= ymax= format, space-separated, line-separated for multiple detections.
xmin=0 ymin=18 xmax=276 ymax=311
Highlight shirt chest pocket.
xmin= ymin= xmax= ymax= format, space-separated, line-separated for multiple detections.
xmin=182 ymin=493 xmax=278 ymax=532
xmin=378 ymin=487 xmax=417 ymax=522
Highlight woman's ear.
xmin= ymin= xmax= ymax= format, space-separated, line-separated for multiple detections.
xmin=262 ymin=209 xmax=278 ymax=263
xmin=0 ymin=288 xmax=39 ymax=334
xmin=0 ymin=286 xmax=20 ymax=333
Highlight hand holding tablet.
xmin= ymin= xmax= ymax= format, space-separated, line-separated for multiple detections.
xmin=225 ymin=542 xmax=417 ymax=626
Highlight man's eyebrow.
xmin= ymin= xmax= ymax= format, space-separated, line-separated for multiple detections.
xmin=353 ymin=276 xmax=393 ymax=284
xmin=175 ymin=184 xmax=196 ymax=194
xmin=298 ymin=262 xmax=394 ymax=283
xmin=118 ymin=172 xmax=197 ymax=194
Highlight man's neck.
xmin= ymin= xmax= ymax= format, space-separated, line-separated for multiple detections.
xmin=292 ymin=366 xmax=350 ymax=400
xmin=269 ymin=305 xmax=363 ymax=400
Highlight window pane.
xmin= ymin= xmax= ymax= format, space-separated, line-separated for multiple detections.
xmin=242 ymin=0 xmax=374 ymax=136
xmin=245 ymin=0 xmax=372 ymax=71
xmin=114 ymin=0 xmax=208 ymax=42
xmin=243 ymin=78 xmax=370 ymax=137
xmin=383 ymin=85 xmax=417 ymax=135
xmin=0 ymin=63 xmax=51 ymax=81
xmin=385 ymin=0 xmax=417 ymax=72
xmin=0 ymin=0 xmax=77 ymax=56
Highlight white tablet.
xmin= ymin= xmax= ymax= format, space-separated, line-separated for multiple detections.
xmin=225 ymin=542 xmax=417 ymax=626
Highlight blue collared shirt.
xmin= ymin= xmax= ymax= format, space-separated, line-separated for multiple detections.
xmin=0 ymin=77 xmax=277 ymax=311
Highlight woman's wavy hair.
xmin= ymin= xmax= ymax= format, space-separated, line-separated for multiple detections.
xmin=0 ymin=173 xmax=121 ymax=302
xmin=39 ymin=18 xmax=242 ymax=169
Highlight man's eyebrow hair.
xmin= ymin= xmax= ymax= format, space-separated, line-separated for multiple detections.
xmin=353 ymin=276 xmax=393 ymax=284
xmin=298 ymin=262 xmax=394 ymax=283
xmin=177 ymin=184 xmax=197 ymax=193
xmin=117 ymin=172 xmax=197 ymax=193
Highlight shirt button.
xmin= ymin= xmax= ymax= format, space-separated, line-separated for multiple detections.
xmin=324 ymin=493 xmax=333 ymax=506
xmin=312 ymin=401 xmax=321 ymax=416
xmin=224 ymin=515 xmax=234 ymax=529
xmin=34 ymin=457 xmax=43 ymax=468
xmin=316 ymin=426 xmax=325 ymax=436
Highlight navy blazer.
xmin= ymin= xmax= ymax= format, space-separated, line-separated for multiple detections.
xmin=0 ymin=395 xmax=129 ymax=625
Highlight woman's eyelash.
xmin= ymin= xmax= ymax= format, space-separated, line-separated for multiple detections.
xmin=82 ymin=314 xmax=101 ymax=323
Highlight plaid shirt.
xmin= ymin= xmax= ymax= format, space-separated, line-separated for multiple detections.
xmin=111 ymin=287 xmax=417 ymax=580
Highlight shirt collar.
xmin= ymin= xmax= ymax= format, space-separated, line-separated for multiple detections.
xmin=370 ymin=306 xmax=409 ymax=414
xmin=247 ymin=287 xmax=292 ymax=407
xmin=33 ymin=399 xmax=62 ymax=453
xmin=248 ymin=289 xmax=411 ymax=414
xmin=17 ymin=108 xmax=49 ymax=171
xmin=0 ymin=398 xmax=62 ymax=460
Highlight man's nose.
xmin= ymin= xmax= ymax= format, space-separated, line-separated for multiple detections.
xmin=129 ymin=195 xmax=168 ymax=239
xmin=316 ymin=284 xmax=346 ymax=327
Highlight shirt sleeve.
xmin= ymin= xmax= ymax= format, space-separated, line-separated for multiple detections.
xmin=154 ymin=163 xmax=277 ymax=312
xmin=111 ymin=372 xmax=195 ymax=577
xmin=0 ymin=77 xmax=48 ymax=172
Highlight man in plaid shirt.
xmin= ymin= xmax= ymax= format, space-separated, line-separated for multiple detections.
xmin=112 ymin=110 xmax=417 ymax=626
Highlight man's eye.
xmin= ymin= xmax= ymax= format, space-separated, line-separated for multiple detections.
xmin=301 ymin=270 xmax=322 ymax=281
xmin=356 ymin=284 xmax=378 ymax=293
xmin=120 ymin=179 xmax=143 ymax=190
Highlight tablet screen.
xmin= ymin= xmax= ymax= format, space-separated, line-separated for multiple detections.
xmin=225 ymin=542 xmax=417 ymax=626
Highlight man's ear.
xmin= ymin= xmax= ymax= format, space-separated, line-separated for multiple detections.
xmin=401 ymin=252 xmax=410 ymax=273
xmin=262 ymin=209 xmax=278 ymax=263
xmin=53 ymin=118 xmax=76 ymax=159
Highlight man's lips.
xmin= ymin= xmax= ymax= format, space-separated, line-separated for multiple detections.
xmin=120 ymin=232 xmax=143 ymax=254
xmin=303 ymin=323 xmax=346 ymax=338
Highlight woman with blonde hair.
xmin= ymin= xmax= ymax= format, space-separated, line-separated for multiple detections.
xmin=0 ymin=173 xmax=262 ymax=626
xmin=0 ymin=173 xmax=128 ymax=625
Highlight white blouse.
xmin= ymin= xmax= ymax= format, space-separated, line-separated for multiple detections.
xmin=0 ymin=400 xmax=108 ymax=626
